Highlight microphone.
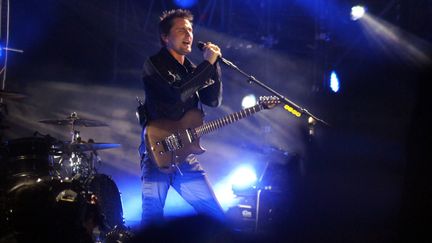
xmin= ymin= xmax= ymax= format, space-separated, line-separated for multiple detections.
xmin=196 ymin=41 xmax=208 ymax=52
xmin=196 ymin=41 xmax=237 ymax=68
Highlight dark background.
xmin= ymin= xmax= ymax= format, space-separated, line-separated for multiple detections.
xmin=1 ymin=0 xmax=431 ymax=242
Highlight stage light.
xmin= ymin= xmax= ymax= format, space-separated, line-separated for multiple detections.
xmin=351 ymin=5 xmax=366 ymax=21
xmin=358 ymin=11 xmax=431 ymax=65
xmin=213 ymin=178 xmax=239 ymax=212
xmin=173 ymin=0 xmax=197 ymax=8
xmin=230 ymin=165 xmax=257 ymax=191
xmin=241 ymin=94 xmax=257 ymax=109
xmin=329 ymin=70 xmax=340 ymax=93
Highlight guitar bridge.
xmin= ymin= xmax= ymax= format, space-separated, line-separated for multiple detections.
xmin=164 ymin=133 xmax=182 ymax=152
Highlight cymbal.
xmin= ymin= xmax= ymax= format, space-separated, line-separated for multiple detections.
xmin=39 ymin=113 xmax=108 ymax=127
xmin=0 ymin=90 xmax=28 ymax=100
xmin=56 ymin=142 xmax=121 ymax=153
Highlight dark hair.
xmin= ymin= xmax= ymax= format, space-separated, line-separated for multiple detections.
xmin=159 ymin=9 xmax=193 ymax=46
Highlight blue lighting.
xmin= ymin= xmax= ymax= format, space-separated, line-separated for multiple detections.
xmin=351 ymin=5 xmax=366 ymax=21
xmin=115 ymin=177 xmax=142 ymax=227
xmin=122 ymin=194 xmax=141 ymax=226
xmin=241 ymin=94 xmax=257 ymax=109
xmin=213 ymin=177 xmax=239 ymax=211
xmin=119 ymin=179 xmax=200 ymax=226
xmin=230 ymin=165 xmax=257 ymax=190
xmin=173 ymin=0 xmax=197 ymax=8
xmin=164 ymin=189 xmax=196 ymax=218
xmin=330 ymin=70 xmax=340 ymax=93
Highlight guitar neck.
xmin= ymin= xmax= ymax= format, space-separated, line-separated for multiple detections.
xmin=195 ymin=103 xmax=265 ymax=137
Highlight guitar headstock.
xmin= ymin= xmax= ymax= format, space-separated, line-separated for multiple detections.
xmin=259 ymin=96 xmax=280 ymax=109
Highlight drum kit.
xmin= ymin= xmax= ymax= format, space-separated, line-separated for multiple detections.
xmin=0 ymin=91 xmax=132 ymax=242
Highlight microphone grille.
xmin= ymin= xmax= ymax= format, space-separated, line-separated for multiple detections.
xmin=197 ymin=41 xmax=205 ymax=51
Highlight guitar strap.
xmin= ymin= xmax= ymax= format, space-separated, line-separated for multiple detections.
xmin=136 ymin=96 xmax=148 ymax=128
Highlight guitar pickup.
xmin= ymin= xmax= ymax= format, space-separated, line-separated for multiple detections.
xmin=164 ymin=133 xmax=182 ymax=151
xmin=186 ymin=128 xmax=197 ymax=143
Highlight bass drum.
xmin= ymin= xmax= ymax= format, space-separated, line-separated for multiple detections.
xmin=85 ymin=174 xmax=124 ymax=230
xmin=4 ymin=177 xmax=98 ymax=243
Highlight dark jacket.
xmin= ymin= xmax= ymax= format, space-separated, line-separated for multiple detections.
xmin=142 ymin=47 xmax=222 ymax=123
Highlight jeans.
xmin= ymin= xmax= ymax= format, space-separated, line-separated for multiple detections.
xmin=140 ymin=150 xmax=225 ymax=227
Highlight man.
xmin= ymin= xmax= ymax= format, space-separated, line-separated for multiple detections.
xmin=138 ymin=9 xmax=225 ymax=227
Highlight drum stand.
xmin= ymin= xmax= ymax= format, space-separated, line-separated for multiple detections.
xmin=40 ymin=112 xmax=118 ymax=181
xmin=54 ymin=115 xmax=97 ymax=180
xmin=58 ymin=128 xmax=99 ymax=180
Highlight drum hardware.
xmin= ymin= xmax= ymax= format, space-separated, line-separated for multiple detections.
xmin=104 ymin=224 xmax=134 ymax=242
xmin=53 ymin=137 xmax=121 ymax=180
xmin=53 ymin=134 xmax=124 ymax=239
xmin=38 ymin=112 xmax=120 ymax=179
xmin=0 ymin=113 xmax=125 ymax=240
xmin=57 ymin=148 xmax=96 ymax=180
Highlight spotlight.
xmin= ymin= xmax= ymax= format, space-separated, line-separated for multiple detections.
xmin=241 ymin=94 xmax=257 ymax=109
xmin=173 ymin=0 xmax=197 ymax=8
xmin=230 ymin=165 xmax=257 ymax=191
xmin=351 ymin=5 xmax=366 ymax=21
xmin=329 ymin=70 xmax=340 ymax=93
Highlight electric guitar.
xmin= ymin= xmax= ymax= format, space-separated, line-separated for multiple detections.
xmin=144 ymin=96 xmax=280 ymax=173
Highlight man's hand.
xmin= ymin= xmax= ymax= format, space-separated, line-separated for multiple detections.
xmin=202 ymin=42 xmax=221 ymax=65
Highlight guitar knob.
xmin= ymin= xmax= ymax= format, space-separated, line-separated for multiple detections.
xmin=159 ymin=151 xmax=164 ymax=155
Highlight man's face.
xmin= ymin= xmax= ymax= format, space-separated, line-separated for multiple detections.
xmin=163 ymin=18 xmax=193 ymax=56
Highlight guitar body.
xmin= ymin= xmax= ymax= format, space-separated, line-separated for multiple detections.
xmin=144 ymin=109 xmax=205 ymax=173
xmin=144 ymin=96 xmax=280 ymax=174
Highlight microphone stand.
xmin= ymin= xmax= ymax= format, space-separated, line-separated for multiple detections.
xmin=218 ymin=56 xmax=329 ymax=126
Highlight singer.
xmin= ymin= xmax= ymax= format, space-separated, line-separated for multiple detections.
xmin=138 ymin=9 xmax=225 ymax=227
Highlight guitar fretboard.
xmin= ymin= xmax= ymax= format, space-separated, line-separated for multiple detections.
xmin=195 ymin=103 xmax=264 ymax=137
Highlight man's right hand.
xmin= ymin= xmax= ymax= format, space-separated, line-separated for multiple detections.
xmin=202 ymin=42 xmax=221 ymax=65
